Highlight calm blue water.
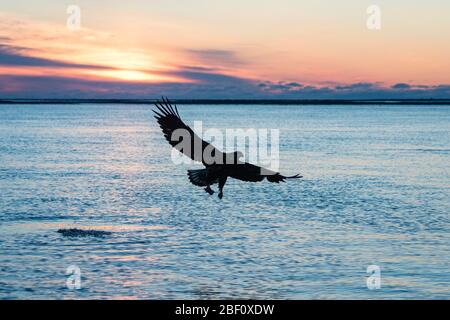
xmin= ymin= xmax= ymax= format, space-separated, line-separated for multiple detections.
xmin=0 ymin=103 xmax=449 ymax=299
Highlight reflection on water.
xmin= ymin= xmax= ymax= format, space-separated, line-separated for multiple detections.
xmin=0 ymin=103 xmax=449 ymax=299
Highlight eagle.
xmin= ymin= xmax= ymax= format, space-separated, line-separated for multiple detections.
xmin=153 ymin=97 xmax=302 ymax=198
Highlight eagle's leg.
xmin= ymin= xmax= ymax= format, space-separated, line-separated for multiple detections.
xmin=218 ymin=176 xmax=227 ymax=199
xmin=204 ymin=185 xmax=214 ymax=195
xmin=204 ymin=168 xmax=215 ymax=195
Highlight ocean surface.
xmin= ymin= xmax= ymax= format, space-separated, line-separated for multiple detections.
xmin=0 ymin=103 xmax=449 ymax=299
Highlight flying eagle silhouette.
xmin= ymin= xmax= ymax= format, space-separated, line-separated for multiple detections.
xmin=153 ymin=97 xmax=302 ymax=198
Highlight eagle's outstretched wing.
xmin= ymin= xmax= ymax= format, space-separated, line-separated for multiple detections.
xmin=227 ymin=161 xmax=302 ymax=183
xmin=153 ymin=97 xmax=222 ymax=164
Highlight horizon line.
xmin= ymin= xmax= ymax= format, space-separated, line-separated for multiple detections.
xmin=1 ymin=98 xmax=450 ymax=105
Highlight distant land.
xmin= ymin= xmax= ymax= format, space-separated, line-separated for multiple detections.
xmin=1 ymin=99 xmax=450 ymax=105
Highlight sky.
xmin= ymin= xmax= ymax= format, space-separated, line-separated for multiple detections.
xmin=1 ymin=0 xmax=450 ymax=99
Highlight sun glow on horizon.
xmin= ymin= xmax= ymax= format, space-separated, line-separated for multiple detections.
xmin=87 ymin=69 xmax=180 ymax=82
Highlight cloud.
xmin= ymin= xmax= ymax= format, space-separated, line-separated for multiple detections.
xmin=170 ymin=69 xmax=248 ymax=84
xmin=335 ymin=82 xmax=378 ymax=90
xmin=0 ymin=43 xmax=110 ymax=70
xmin=255 ymin=80 xmax=450 ymax=99
xmin=392 ymin=83 xmax=411 ymax=90
xmin=177 ymin=65 xmax=220 ymax=73
xmin=2 ymin=70 xmax=450 ymax=99
xmin=0 ymin=73 xmax=259 ymax=99
xmin=258 ymin=81 xmax=304 ymax=93
xmin=184 ymin=49 xmax=244 ymax=67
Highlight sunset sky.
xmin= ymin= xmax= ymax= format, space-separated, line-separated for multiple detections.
xmin=1 ymin=0 xmax=450 ymax=98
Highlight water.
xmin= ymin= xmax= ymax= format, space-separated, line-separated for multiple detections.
xmin=0 ymin=103 xmax=449 ymax=299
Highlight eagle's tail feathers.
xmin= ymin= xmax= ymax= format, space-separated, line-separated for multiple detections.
xmin=187 ymin=169 xmax=217 ymax=187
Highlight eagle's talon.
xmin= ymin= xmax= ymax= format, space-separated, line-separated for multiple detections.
xmin=218 ymin=192 xmax=223 ymax=199
xmin=204 ymin=187 xmax=214 ymax=195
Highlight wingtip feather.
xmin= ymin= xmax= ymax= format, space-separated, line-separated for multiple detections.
xmin=154 ymin=97 xmax=180 ymax=119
